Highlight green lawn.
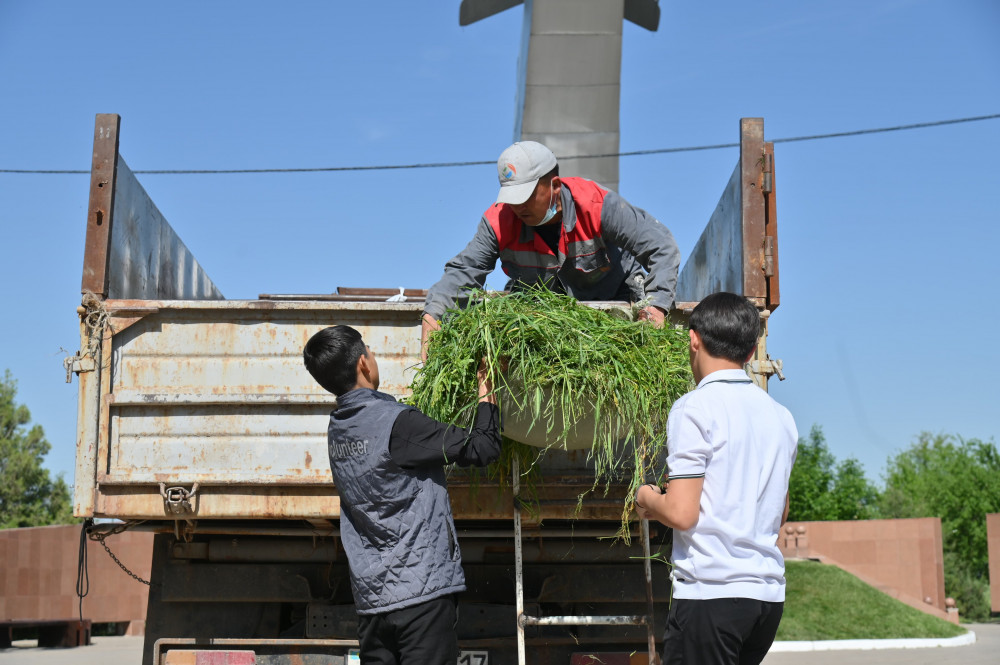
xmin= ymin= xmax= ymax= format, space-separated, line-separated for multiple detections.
xmin=775 ymin=559 xmax=967 ymax=641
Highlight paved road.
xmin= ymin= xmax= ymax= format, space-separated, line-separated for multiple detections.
xmin=1 ymin=624 xmax=998 ymax=664
xmin=0 ymin=636 xmax=144 ymax=665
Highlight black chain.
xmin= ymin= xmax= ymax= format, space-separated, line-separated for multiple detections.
xmin=88 ymin=521 xmax=153 ymax=586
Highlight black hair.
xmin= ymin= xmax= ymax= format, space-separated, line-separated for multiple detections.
xmin=688 ymin=292 xmax=760 ymax=363
xmin=302 ymin=325 xmax=368 ymax=396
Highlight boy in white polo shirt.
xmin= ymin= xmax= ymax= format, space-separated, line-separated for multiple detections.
xmin=635 ymin=292 xmax=798 ymax=665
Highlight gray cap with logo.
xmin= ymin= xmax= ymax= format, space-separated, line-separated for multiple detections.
xmin=495 ymin=141 xmax=558 ymax=205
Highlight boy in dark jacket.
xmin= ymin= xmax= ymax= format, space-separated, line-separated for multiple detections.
xmin=304 ymin=325 xmax=501 ymax=665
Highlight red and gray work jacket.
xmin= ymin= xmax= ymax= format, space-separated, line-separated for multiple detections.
xmin=424 ymin=177 xmax=680 ymax=319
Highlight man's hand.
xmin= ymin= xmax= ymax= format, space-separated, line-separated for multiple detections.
xmin=634 ymin=483 xmax=663 ymax=521
xmin=634 ymin=477 xmax=703 ymax=530
xmin=477 ymin=358 xmax=497 ymax=405
xmin=420 ymin=313 xmax=441 ymax=362
xmin=637 ymin=305 xmax=666 ymax=328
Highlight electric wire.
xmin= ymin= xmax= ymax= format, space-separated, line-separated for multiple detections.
xmin=76 ymin=520 xmax=91 ymax=622
xmin=1 ymin=113 xmax=997 ymax=175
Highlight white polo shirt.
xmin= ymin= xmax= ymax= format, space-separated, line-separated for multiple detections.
xmin=666 ymin=369 xmax=798 ymax=602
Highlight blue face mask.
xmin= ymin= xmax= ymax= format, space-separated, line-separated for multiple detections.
xmin=538 ymin=187 xmax=558 ymax=225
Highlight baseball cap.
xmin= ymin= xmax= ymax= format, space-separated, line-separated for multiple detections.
xmin=495 ymin=141 xmax=558 ymax=205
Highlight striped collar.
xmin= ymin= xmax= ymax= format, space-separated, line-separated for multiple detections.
xmin=697 ymin=368 xmax=753 ymax=389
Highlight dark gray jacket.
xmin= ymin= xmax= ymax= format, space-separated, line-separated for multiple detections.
xmin=424 ymin=179 xmax=680 ymax=319
xmin=327 ymin=389 xmax=465 ymax=614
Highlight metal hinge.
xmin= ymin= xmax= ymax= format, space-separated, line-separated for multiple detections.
xmin=749 ymin=355 xmax=785 ymax=381
xmin=762 ymin=153 xmax=773 ymax=193
xmin=64 ymin=353 xmax=96 ymax=383
xmin=764 ymin=236 xmax=776 ymax=277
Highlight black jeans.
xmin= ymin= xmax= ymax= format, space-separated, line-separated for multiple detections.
xmin=357 ymin=595 xmax=460 ymax=665
xmin=662 ymin=597 xmax=784 ymax=665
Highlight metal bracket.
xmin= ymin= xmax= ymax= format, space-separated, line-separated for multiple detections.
xmin=764 ymin=236 xmax=776 ymax=277
xmin=64 ymin=354 xmax=96 ymax=383
xmin=749 ymin=356 xmax=785 ymax=381
xmin=159 ymin=482 xmax=200 ymax=515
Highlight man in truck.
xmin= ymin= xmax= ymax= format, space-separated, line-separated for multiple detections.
xmin=421 ymin=140 xmax=681 ymax=357
xmin=634 ymin=292 xmax=798 ymax=665
xmin=303 ymin=325 xmax=502 ymax=665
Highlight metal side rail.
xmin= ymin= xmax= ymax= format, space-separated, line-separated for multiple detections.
xmin=512 ymin=458 xmax=660 ymax=665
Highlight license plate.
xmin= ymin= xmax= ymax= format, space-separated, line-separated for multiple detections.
xmin=348 ymin=649 xmax=486 ymax=664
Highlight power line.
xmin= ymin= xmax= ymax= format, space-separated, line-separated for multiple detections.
xmin=770 ymin=113 xmax=1000 ymax=144
xmin=2 ymin=113 xmax=998 ymax=176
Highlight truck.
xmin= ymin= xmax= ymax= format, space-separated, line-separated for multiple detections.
xmin=71 ymin=113 xmax=782 ymax=665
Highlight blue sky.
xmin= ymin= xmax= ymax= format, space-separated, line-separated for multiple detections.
xmin=1 ymin=1 xmax=998 ymax=488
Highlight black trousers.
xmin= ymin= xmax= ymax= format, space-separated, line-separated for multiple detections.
xmin=357 ymin=595 xmax=460 ymax=665
xmin=662 ymin=597 xmax=784 ymax=665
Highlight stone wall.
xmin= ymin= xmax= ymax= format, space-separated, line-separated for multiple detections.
xmin=0 ymin=524 xmax=152 ymax=632
xmin=779 ymin=517 xmax=954 ymax=622
xmin=988 ymin=513 xmax=1000 ymax=615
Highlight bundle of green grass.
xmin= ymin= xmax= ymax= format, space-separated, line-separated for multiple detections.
xmin=409 ymin=288 xmax=694 ymax=522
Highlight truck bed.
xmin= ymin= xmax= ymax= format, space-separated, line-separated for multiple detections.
xmin=73 ymin=114 xmax=780 ymax=525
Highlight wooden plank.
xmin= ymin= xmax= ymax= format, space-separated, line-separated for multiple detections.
xmin=81 ymin=114 xmax=120 ymax=296
xmin=763 ymin=141 xmax=780 ymax=309
xmin=335 ymin=287 xmax=429 ymax=298
xmin=740 ymin=118 xmax=767 ymax=300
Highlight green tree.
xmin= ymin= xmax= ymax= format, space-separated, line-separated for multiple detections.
xmin=787 ymin=425 xmax=880 ymax=522
xmin=0 ymin=370 xmax=74 ymax=528
xmin=878 ymin=432 xmax=1000 ymax=621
